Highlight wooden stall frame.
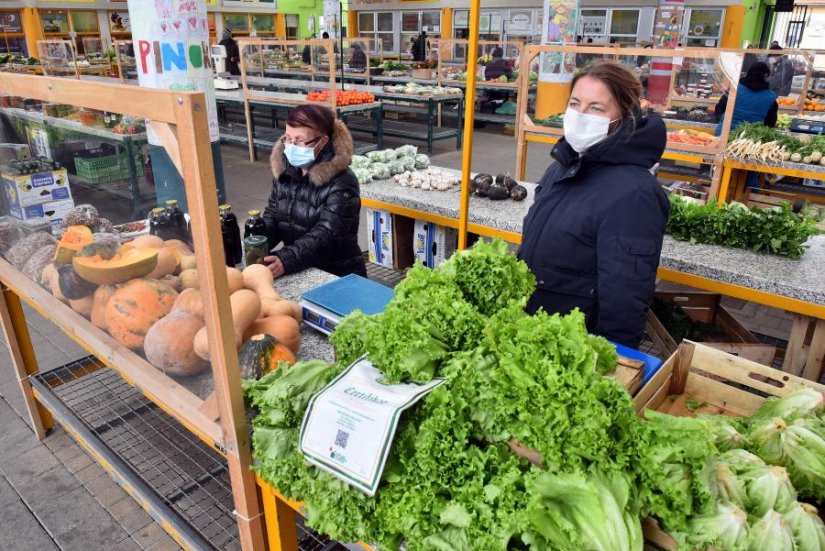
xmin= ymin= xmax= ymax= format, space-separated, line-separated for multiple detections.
xmin=0 ymin=72 xmax=265 ymax=550
xmin=435 ymin=38 xmax=526 ymax=93
xmin=37 ymin=38 xmax=80 ymax=79
xmin=514 ymin=45 xmax=739 ymax=181
xmin=238 ymin=38 xmax=338 ymax=162
xmin=114 ymin=39 xmax=135 ymax=84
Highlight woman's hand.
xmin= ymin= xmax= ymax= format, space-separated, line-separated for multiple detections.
xmin=264 ymin=256 xmax=285 ymax=278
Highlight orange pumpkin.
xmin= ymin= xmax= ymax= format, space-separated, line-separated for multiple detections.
xmin=54 ymin=226 xmax=94 ymax=265
xmin=104 ymin=278 xmax=178 ymax=350
xmin=91 ymin=284 xmax=118 ymax=330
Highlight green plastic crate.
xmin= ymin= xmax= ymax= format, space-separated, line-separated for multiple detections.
xmin=74 ymin=152 xmax=144 ymax=184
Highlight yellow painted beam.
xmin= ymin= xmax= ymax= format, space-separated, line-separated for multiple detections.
xmin=361 ymin=198 xmax=460 ymax=229
xmin=657 ymin=267 xmax=825 ymax=319
xmin=467 ymin=223 xmax=522 ymax=244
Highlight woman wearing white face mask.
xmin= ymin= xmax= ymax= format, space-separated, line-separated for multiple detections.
xmin=518 ymin=61 xmax=669 ymax=348
xmin=263 ymin=104 xmax=366 ymax=278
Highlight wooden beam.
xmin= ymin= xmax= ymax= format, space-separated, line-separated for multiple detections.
xmin=151 ymin=122 xmax=183 ymax=176
xmin=173 ymin=93 xmax=266 ymax=551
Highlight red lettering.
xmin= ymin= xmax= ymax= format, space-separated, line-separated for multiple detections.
xmin=138 ymin=40 xmax=151 ymax=73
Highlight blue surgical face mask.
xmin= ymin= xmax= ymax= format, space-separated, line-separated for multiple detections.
xmin=284 ymin=143 xmax=317 ymax=168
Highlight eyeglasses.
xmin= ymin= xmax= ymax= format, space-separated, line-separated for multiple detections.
xmin=281 ymin=135 xmax=323 ymax=147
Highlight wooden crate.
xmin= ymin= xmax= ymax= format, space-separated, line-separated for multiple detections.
xmin=649 ymin=291 xmax=777 ymax=367
xmin=634 ymin=341 xmax=825 ymax=549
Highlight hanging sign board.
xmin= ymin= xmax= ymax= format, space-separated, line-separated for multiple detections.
xmin=109 ymin=11 xmax=131 ymax=33
xmin=539 ymin=0 xmax=578 ymax=83
xmin=300 ymin=357 xmax=445 ymax=496
xmin=653 ymin=0 xmax=685 ymax=49
xmin=127 ymin=0 xmax=218 ymax=145
xmin=509 ymin=11 xmax=533 ymax=36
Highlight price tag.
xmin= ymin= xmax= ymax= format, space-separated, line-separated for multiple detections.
xmin=300 ymin=357 xmax=444 ymax=496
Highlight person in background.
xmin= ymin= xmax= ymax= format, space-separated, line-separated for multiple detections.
xmin=741 ymin=44 xmax=764 ymax=76
xmin=715 ymin=62 xmax=778 ymax=189
xmin=349 ymin=42 xmax=367 ymax=69
xmin=408 ymin=37 xmax=418 ymax=58
xmin=263 ymin=104 xmax=366 ymax=278
xmin=413 ymin=30 xmax=429 ymax=62
xmin=768 ymin=44 xmax=794 ymax=97
xmin=484 ymin=47 xmax=512 ymax=81
xmin=218 ymin=28 xmax=240 ymax=76
xmin=303 ymin=31 xmax=338 ymax=65
xmin=517 ymin=61 xmax=669 ymax=348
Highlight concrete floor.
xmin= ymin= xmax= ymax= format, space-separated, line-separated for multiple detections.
xmin=0 ymin=126 xmax=794 ymax=551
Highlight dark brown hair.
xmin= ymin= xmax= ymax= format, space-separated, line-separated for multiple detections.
xmin=286 ymin=104 xmax=336 ymax=137
xmin=571 ymin=61 xmax=643 ymax=123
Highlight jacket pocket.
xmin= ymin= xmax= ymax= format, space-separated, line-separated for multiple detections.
xmin=616 ymin=236 xmax=659 ymax=280
xmin=533 ymin=264 xmax=596 ymax=298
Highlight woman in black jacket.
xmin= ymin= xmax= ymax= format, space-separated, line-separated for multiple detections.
xmin=263 ymin=104 xmax=366 ymax=278
xmin=518 ymin=61 xmax=669 ymax=347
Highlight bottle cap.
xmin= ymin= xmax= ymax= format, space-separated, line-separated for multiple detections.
xmin=151 ymin=207 xmax=164 ymax=214
xmin=248 ymin=210 xmax=261 ymax=217
xmin=165 ymin=199 xmax=179 ymax=207
xmin=219 ymin=204 xmax=231 ymax=212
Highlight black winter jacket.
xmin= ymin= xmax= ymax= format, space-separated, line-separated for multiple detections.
xmin=264 ymin=120 xmax=367 ymax=277
xmin=517 ymin=114 xmax=670 ymax=347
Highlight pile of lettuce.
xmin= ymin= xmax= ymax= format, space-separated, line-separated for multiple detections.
xmin=247 ymin=239 xmax=825 ymax=551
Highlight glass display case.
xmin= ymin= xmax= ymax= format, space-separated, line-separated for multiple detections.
xmin=114 ymin=40 xmax=137 ymax=82
xmin=37 ymin=40 xmax=77 ymax=77
xmin=437 ymin=38 xmax=527 ymax=90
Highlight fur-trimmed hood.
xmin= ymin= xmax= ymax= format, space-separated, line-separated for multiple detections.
xmin=270 ymin=119 xmax=354 ymax=187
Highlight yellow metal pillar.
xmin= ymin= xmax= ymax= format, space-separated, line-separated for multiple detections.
xmin=348 ymin=11 xmax=358 ymax=38
xmin=458 ymin=0 xmax=481 ymax=250
xmin=275 ymin=13 xmax=287 ymax=39
xmin=22 ymin=8 xmax=45 ymax=59
xmin=721 ymin=5 xmax=745 ymax=48
xmin=441 ymin=8 xmax=453 ymax=42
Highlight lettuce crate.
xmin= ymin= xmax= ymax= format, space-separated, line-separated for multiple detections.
xmin=74 ymin=152 xmax=144 ymax=184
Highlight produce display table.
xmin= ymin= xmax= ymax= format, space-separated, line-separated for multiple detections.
xmin=718 ymin=157 xmax=825 ymax=205
xmin=361 ymin=167 xmax=825 ymax=381
xmin=214 ymin=89 xmax=383 ymax=161
xmin=0 ymin=106 xmax=149 ymax=218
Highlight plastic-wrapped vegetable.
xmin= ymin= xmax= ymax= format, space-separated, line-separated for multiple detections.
xmin=388 ymin=160 xmax=406 ymax=176
xmin=367 ymin=150 xmax=388 ymax=163
xmin=400 ymin=156 xmax=416 ymax=171
xmin=747 ymin=510 xmax=794 ymax=551
xmin=353 ymin=167 xmax=373 ymax=185
xmin=369 ymin=162 xmax=392 ymax=180
xmin=414 ymin=154 xmax=430 ymax=170
xmin=383 ymin=148 xmax=398 ymax=160
xmin=745 ymin=466 xmax=797 ymax=516
xmin=395 ymin=145 xmax=417 ymax=158
xmin=783 ymin=503 xmax=825 ymax=551
xmin=350 ymin=155 xmax=371 ymax=169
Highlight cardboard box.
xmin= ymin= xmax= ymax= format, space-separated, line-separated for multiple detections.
xmin=8 ymin=199 xmax=75 ymax=230
xmin=2 ymin=169 xmax=72 ymax=208
xmin=413 ymin=220 xmax=457 ymax=269
xmin=802 ymin=178 xmax=825 ymax=189
xmin=366 ymin=208 xmax=413 ymax=270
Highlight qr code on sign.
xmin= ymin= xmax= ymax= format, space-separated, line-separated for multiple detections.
xmin=334 ymin=429 xmax=349 ymax=449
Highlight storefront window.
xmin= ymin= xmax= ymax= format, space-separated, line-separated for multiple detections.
xmin=252 ymin=15 xmax=275 ymax=35
xmin=377 ymin=13 xmax=393 ymax=32
xmin=422 ymin=11 xmax=440 ymax=32
xmin=41 ymin=11 xmax=70 ymax=35
xmin=610 ymin=10 xmax=639 ymax=38
xmin=358 ymin=12 xmax=394 ymax=53
xmin=71 ymin=11 xmax=98 ymax=34
xmin=686 ymin=9 xmax=725 ymax=47
xmin=402 ymin=12 xmax=419 ymax=33
xmin=286 ymin=14 xmax=299 ymax=39
xmin=0 ymin=10 xmax=26 ymax=56
xmin=359 ymin=13 xmax=374 ymax=33
xmin=225 ymin=14 xmax=251 ymax=34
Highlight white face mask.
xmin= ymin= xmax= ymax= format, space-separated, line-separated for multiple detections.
xmin=563 ymin=108 xmax=617 ymax=153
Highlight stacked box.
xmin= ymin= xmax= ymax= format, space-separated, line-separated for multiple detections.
xmin=366 ymin=208 xmax=414 ymax=270
xmin=413 ymin=220 xmax=457 ymax=269
xmin=1 ymin=168 xmax=74 ymax=229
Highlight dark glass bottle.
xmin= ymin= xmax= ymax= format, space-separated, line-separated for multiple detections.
xmin=164 ymin=199 xmax=190 ymax=243
xmin=244 ymin=209 xmax=267 ymax=239
xmin=219 ymin=204 xmax=243 ymax=267
xmin=148 ymin=207 xmax=165 ymax=237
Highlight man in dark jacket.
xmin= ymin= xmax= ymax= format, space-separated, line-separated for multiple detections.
xmin=484 ymin=47 xmax=512 ymax=81
xmin=218 ymin=29 xmax=240 ymax=76
xmin=518 ymin=114 xmax=670 ymax=348
xmin=768 ymin=45 xmax=794 ymax=97
xmin=264 ymin=117 xmax=366 ymax=277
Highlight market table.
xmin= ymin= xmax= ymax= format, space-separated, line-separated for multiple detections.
xmin=360 ymin=166 xmax=825 ymax=381
xmin=717 ymin=157 xmax=825 ymax=205
xmin=0 ymin=106 xmax=149 ymax=218
xmin=214 ymin=89 xmax=383 ymax=161
xmin=238 ymin=76 xmax=465 ymax=154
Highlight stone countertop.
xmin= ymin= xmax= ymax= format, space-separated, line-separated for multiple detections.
xmin=361 ymin=166 xmax=825 ymax=305
xmin=660 ymin=235 xmax=825 ymax=305
xmin=361 ymin=167 xmax=535 ymax=234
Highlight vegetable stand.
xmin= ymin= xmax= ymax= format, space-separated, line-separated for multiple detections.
xmin=0 ymin=72 xmax=267 ymax=549
xmin=0 ymin=105 xmax=150 ymax=219
xmin=718 ymin=158 xmax=825 ymax=206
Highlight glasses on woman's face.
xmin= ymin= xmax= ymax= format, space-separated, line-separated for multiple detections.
xmin=281 ymin=135 xmax=323 ymax=147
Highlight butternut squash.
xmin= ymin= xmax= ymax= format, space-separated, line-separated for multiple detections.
xmin=41 ymin=263 xmax=67 ymax=303
xmin=126 ymin=234 xmax=165 ymax=249
xmin=173 ymin=288 xmax=203 ymax=317
xmin=243 ymin=315 xmax=301 ymax=354
xmin=164 ymin=239 xmax=193 ymax=256
xmin=226 ymin=267 xmax=244 ymax=294
xmin=193 ymin=290 xmax=261 ymax=361
xmin=179 ymin=269 xmax=199 ymax=290
xmin=69 ymin=295 xmax=94 ymax=318
xmin=242 ymin=264 xmax=280 ymax=301
xmin=159 ymin=274 xmax=181 ymax=292
xmin=260 ymin=298 xmax=302 ymax=322
xmin=180 ymin=255 xmax=197 ymax=272
xmin=147 ymin=246 xmax=178 ymax=279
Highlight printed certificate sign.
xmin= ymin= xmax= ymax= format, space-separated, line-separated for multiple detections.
xmin=539 ymin=0 xmax=578 ymax=83
xmin=300 ymin=357 xmax=445 ymax=496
